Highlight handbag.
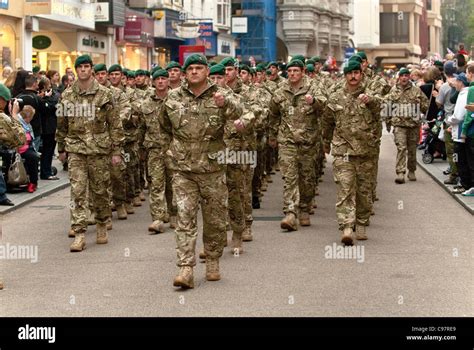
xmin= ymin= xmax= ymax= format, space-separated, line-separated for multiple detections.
xmin=7 ymin=153 xmax=29 ymax=186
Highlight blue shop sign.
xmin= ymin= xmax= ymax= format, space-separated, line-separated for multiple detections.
xmin=185 ymin=22 xmax=217 ymax=57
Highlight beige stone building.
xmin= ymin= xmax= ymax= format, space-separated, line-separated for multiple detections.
xmin=276 ymin=0 xmax=353 ymax=62
xmin=364 ymin=0 xmax=442 ymax=67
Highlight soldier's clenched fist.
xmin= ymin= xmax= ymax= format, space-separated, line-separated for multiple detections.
xmin=213 ymin=92 xmax=225 ymax=107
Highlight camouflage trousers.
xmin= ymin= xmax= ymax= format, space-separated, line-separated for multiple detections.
xmin=333 ymin=155 xmax=373 ymax=230
xmin=69 ymin=153 xmax=111 ymax=233
xmin=147 ymin=148 xmax=167 ymax=222
xmin=173 ymin=170 xmax=228 ymax=267
xmin=137 ymin=147 xmax=147 ymax=195
xmin=279 ymin=142 xmax=317 ymax=216
xmin=394 ymin=126 xmax=418 ymax=174
xmin=252 ymin=135 xmax=266 ymax=197
xmin=444 ymin=129 xmax=458 ymax=176
xmin=227 ymin=164 xmax=246 ymax=234
xmin=243 ymin=165 xmax=254 ymax=225
xmin=123 ymin=142 xmax=139 ymax=203
xmin=109 ymin=151 xmax=127 ymax=206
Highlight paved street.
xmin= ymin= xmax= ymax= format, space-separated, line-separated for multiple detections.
xmin=0 ymin=132 xmax=472 ymax=317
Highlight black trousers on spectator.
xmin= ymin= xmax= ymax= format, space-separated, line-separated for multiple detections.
xmin=22 ymin=148 xmax=39 ymax=185
xmin=454 ymin=141 xmax=471 ymax=190
xmin=465 ymin=137 xmax=474 ymax=189
xmin=40 ymin=133 xmax=56 ymax=179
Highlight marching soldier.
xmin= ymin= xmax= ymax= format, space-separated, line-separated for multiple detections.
xmin=57 ymin=55 xmax=124 ymax=252
xmin=159 ymin=54 xmax=243 ymax=289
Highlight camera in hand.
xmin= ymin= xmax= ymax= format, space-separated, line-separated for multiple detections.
xmin=12 ymin=98 xmax=25 ymax=111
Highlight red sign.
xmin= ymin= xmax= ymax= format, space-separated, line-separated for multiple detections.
xmin=179 ymin=45 xmax=206 ymax=66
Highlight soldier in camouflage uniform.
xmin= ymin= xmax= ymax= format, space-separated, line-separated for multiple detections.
xmin=269 ymin=59 xmax=326 ymax=231
xmin=159 ymin=54 xmax=243 ymax=289
xmin=385 ymin=68 xmax=429 ymax=183
xmin=166 ymin=61 xmax=183 ymax=90
xmin=94 ymin=63 xmax=131 ymax=221
xmin=57 ymin=55 xmax=124 ymax=252
xmin=142 ymin=69 xmax=175 ymax=234
xmin=221 ymin=57 xmax=258 ymax=247
xmin=324 ymin=59 xmax=382 ymax=245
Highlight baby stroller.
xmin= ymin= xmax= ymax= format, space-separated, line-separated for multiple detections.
xmin=421 ymin=119 xmax=446 ymax=164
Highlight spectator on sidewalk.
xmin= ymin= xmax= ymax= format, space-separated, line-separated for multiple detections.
xmin=461 ymin=70 xmax=474 ymax=196
xmin=17 ymin=105 xmax=39 ymax=193
xmin=446 ymin=70 xmax=471 ymax=194
xmin=38 ymin=77 xmax=59 ymax=180
xmin=436 ymin=61 xmax=459 ymax=185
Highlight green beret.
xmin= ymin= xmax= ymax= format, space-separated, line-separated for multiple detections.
xmin=287 ymin=59 xmax=304 ymax=69
xmin=108 ymin=64 xmax=122 ymax=73
xmin=151 ymin=66 xmax=162 ymax=75
xmin=311 ymin=56 xmax=321 ymax=63
xmin=265 ymin=69 xmax=272 ymax=75
xmin=255 ymin=66 xmax=263 ymax=73
xmin=291 ymin=55 xmax=305 ymax=63
xmin=126 ymin=70 xmax=136 ymax=78
xmin=399 ymin=68 xmax=410 ymax=75
xmin=434 ymin=60 xmax=443 ymax=67
xmin=239 ymin=64 xmax=251 ymax=73
xmin=32 ymin=65 xmax=41 ymax=73
xmin=250 ymin=68 xmax=256 ymax=75
xmin=75 ymin=55 xmax=93 ymax=68
xmin=0 ymin=83 xmax=11 ymax=102
xmin=344 ymin=60 xmax=361 ymax=75
xmin=152 ymin=69 xmax=169 ymax=80
xmin=348 ymin=55 xmax=363 ymax=64
xmin=220 ymin=57 xmax=237 ymax=67
xmin=93 ymin=63 xmax=107 ymax=73
xmin=183 ymin=54 xmax=208 ymax=71
xmin=306 ymin=59 xmax=316 ymax=66
xmin=208 ymin=62 xmax=218 ymax=67
xmin=356 ymin=51 xmax=368 ymax=60
xmin=165 ymin=61 xmax=181 ymax=70
xmin=306 ymin=64 xmax=315 ymax=73
xmin=135 ymin=69 xmax=147 ymax=76
xmin=145 ymin=70 xmax=150 ymax=77
xmin=266 ymin=61 xmax=278 ymax=69
xmin=209 ymin=63 xmax=225 ymax=76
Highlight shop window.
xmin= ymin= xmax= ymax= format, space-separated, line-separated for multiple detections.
xmin=380 ymin=12 xmax=409 ymax=44
xmin=0 ymin=23 xmax=17 ymax=79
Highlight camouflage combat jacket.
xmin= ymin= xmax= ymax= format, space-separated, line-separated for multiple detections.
xmin=269 ymin=75 xmax=327 ymax=145
xmin=56 ymin=79 xmax=124 ymax=156
xmin=160 ymin=79 xmax=243 ymax=173
xmin=0 ymin=113 xmax=26 ymax=148
xmin=384 ymin=82 xmax=429 ymax=128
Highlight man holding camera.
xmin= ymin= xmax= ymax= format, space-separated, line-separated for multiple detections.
xmin=0 ymin=83 xmax=26 ymax=206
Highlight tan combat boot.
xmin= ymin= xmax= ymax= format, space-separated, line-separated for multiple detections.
xmin=96 ymin=223 xmax=108 ymax=244
xmin=205 ymin=257 xmax=221 ymax=281
xmin=341 ymin=227 xmax=354 ymax=246
xmin=125 ymin=203 xmax=135 ymax=214
xmin=0 ymin=280 xmax=3 ymax=290
xmin=242 ymin=225 xmax=253 ymax=242
xmin=70 ymin=233 xmax=86 ymax=252
xmin=116 ymin=204 xmax=127 ymax=220
xmin=355 ymin=225 xmax=368 ymax=240
xmin=266 ymin=174 xmax=273 ymax=183
xmin=407 ymin=171 xmax=416 ymax=181
xmin=169 ymin=215 xmax=177 ymax=229
xmin=315 ymin=186 xmax=319 ymax=196
xmin=395 ymin=173 xmax=405 ymax=184
xmin=231 ymin=231 xmax=243 ymax=255
xmin=148 ymin=220 xmax=165 ymax=234
xmin=68 ymin=228 xmax=75 ymax=238
xmin=106 ymin=218 xmax=113 ymax=231
xmin=132 ymin=196 xmax=142 ymax=207
xmin=199 ymin=250 xmax=207 ymax=260
xmin=280 ymin=213 xmax=298 ymax=231
xmin=111 ymin=202 xmax=116 ymax=212
xmin=300 ymin=212 xmax=311 ymax=226
xmin=163 ymin=213 xmax=170 ymax=223
xmin=173 ymin=266 xmax=194 ymax=289
xmin=139 ymin=191 xmax=146 ymax=201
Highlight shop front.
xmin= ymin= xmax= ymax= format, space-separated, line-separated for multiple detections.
xmin=0 ymin=0 xmax=24 ymax=79
xmin=32 ymin=31 xmax=109 ymax=74
xmin=185 ymin=22 xmax=217 ymax=59
xmin=153 ymin=9 xmax=185 ymax=66
xmin=116 ymin=9 xmax=153 ymax=70
xmin=217 ymin=33 xmax=236 ymax=59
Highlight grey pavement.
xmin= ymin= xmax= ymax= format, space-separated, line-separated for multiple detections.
xmin=416 ymin=149 xmax=474 ymax=214
xmin=0 ymin=159 xmax=69 ymax=215
xmin=0 ymin=133 xmax=472 ymax=317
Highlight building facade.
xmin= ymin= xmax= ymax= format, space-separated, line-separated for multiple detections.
xmin=276 ymin=0 xmax=352 ymax=62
